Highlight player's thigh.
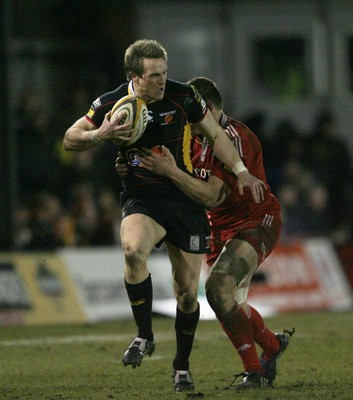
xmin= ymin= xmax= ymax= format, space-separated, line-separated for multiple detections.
xmin=224 ymin=238 xmax=258 ymax=274
xmin=211 ymin=238 xmax=258 ymax=284
xmin=166 ymin=242 xmax=203 ymax=293
xmin=121 ymin=213 xmax=166 ymax=256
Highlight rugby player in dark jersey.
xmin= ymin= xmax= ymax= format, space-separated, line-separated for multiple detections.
xmin=137 ymin=77 xmax=295 ymax=390
xmin=63 ymin=40 xmax=266 ymax=393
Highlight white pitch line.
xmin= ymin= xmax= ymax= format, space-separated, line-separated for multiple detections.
xmin=0 ymin=330 xmax=308 ymax=347
xmin=0 ymin=331 xmax=222 ymax=347
xmin=0 ymin=334 xmax=138 ymax=347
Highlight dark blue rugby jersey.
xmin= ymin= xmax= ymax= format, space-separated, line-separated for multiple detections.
xmin=86 ymin=79 xmax=207 ymax=196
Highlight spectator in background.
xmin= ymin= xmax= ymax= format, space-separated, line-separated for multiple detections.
xmin=15 ymin=192 xmax=66 ymax=250
xmin=303 ymin=110 xmax=352 ymax=234
xmin=15 ymin=88 xmax=59 ymax=201
xmin=92 ymin=189 xmax=122 ymax=246
xmin=301 ymin=185 xmax=331 ymax=237
xmin=276 ymin=157 xmax=333 ymax=239
xmin=265 ymin=119 xmax=303 ymax=193
xmin=64 ymin=183 xmax=98 ymax=246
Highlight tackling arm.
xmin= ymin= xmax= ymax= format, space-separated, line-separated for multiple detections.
xmin=193 ymin=110 xmax=266 ymax=203
xmin=139 ymin=146 xmax=229 ymax=209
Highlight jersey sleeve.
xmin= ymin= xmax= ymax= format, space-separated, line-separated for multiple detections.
xmin=183 ymin=84 xmax=207 ymax=123
xmin=85 ymin=84 xmax=128 ymax=127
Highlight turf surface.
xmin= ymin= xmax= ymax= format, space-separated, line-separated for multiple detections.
xmin=0 ymin=311 xmax=352 ymax=399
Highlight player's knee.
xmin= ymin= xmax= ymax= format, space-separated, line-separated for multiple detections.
xmin=176 ymin=289 xmax=198 ymax=313
xmin=205 ymin=274 xmax=232 ymax=316
xmin=122 ymin=242 xmax=148 ymax=268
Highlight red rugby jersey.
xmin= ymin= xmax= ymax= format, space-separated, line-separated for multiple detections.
xmin=192 ymin=113 xmax=281 ymax=228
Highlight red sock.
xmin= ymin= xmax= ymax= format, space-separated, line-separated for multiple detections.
xmin=248 ymin=305 xmax=280 ymax=360
xmin=220 ymin=306 xmax=262 ymax=373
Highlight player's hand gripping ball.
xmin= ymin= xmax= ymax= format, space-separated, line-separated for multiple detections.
xmin=110 ymin=94 xmax=148 ymax=146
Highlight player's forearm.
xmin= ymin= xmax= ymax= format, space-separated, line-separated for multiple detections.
xmin=63 ymin=127 xmax=100 ymax=151
xmin=213 ymin=127 xmax=248 ymax=176
xmin=168 ymin=168 xmax=219 ymax=209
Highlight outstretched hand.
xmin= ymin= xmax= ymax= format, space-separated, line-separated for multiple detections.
xmin=236 ymin=171 xmax=267 ymax=203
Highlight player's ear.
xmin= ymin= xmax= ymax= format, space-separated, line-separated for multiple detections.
xmin=206 ymin=101 xmax=213 ymax=111
xmin=130 ymin=72 xmax=138 ymax=82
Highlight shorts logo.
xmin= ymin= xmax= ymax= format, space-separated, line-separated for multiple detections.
xmin=190 ymin=235 xmax=200 ymax=251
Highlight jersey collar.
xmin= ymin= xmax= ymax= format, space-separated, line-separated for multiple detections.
xmin=128 ymin=81 xmax=136 ymax=95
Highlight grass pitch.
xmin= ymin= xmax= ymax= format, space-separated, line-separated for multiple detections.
xmin=0 ymin=311 xmax=352 ymax=400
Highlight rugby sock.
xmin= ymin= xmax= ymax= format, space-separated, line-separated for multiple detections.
xmin=124 ymin=274 xmax=154 ymax=341
xmin=248 ymin=305 xmax=280 ymax=360
xmin=220 ymin=305 xmax=263 ymax=373
xmin=173 ymin=303 xmax=200 ymax=370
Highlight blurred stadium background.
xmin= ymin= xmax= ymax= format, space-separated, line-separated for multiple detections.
xmin=0 ymin=0 xmax=352 ymax=326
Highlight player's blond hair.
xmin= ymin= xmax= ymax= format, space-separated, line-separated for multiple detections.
xmin=124 ymin=39 xmax=168 ymax=81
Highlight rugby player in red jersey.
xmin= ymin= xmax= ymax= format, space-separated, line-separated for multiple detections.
xmin=64 ymin=40 xmax=266 ymax=393
xmin=138 ymin=77 xmax=294 ymax=390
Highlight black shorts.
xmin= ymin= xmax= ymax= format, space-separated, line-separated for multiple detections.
xmin=121 ymin=194 xmax=210 ymax=254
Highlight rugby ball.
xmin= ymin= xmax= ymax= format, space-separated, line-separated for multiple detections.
xmin=110 ymin=94 xmax=148 ymax=146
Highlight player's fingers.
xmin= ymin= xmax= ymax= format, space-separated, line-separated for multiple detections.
xmin=113 ymin=121 xmax=133 ymax=132
xmin=260 ymin=182 xmax=266 ymax=201
xmin=159 ymin=145 xmax=170 ymax=155
xmin=251 ymin=187 xmax=259 ymax=203
xmin=140 ymin=147 xmax=153 ymax=156
xmin=116 ymin=155 xmax=127 ymax=165
xmin=259 ymin=181 xmax=267 ymax=202
xmin=141 ymin=147 xmax=162 ymax=159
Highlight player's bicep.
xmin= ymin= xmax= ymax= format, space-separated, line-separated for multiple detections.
xmin=74 ymin=116 xmax=96 ymax=131
xmin=193 ymin=110 xmax=217 ymax=144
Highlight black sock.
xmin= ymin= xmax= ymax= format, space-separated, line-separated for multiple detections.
xmin=173 ymin=303 xmax=200 ymax=370
xmin=124 ymin=274 xmax=153 ymax=341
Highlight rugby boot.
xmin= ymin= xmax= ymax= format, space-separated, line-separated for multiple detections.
xmin=259 ymin=328 xmax=295 ymax=381
xmin=172 ymin=369 xmax=195 ymax=392
xmin=122 ymin=337 xmax=155 ymax=368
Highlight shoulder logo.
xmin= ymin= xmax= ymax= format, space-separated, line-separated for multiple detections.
xmin=191 ymin=87 xmax=207 ymax=113
xmin=93 ymin=97 xmax=101 ymax=109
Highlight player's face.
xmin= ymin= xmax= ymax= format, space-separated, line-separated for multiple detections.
xmin=133 ymin=58 xmax=167 ymax=103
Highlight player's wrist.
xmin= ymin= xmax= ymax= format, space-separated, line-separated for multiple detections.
xmin=232 ymin=161 xmax=248 ymax=176
xmin=90 ymin=130 xmax=102 ymax=144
